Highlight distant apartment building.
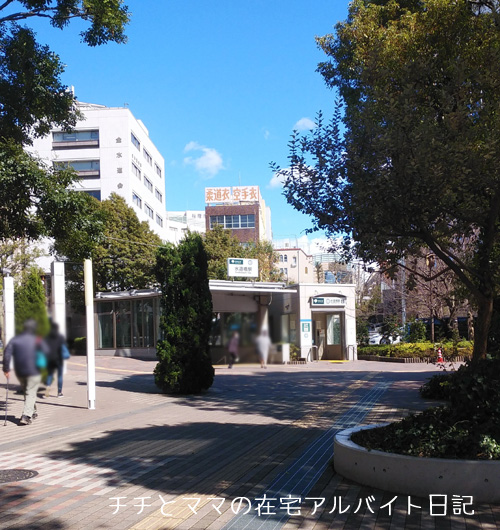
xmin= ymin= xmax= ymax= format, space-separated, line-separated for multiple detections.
xmin=313 ymin=253 xmax=354 ymax=284
xmin=27 ymin=102 xmax=168 ymax=239
xmin=167 ymin=210 xmax=206 ymax=234
xmin=275 ymin=247 xmax=314 ymax=283
xmin=205 ymin=186 xmax=272 ymax=243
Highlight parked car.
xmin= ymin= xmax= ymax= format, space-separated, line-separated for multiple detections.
xmin=368 ymin=324 xmax=401 ymax=345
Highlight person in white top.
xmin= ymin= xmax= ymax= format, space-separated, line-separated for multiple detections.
xmin=255 ymin=329 xmax=271 ymax=369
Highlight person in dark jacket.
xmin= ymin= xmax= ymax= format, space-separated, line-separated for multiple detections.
xmin=2 ymin=319 xmax=48 ymax=425
xmin=44 ymin=322 xmax=66 ymax=398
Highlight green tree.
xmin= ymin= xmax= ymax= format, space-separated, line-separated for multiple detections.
xmin=245 ymin=240 xmax=282 ymax=282
xmin=0 ymin=238 xmax=45 ymax=279
xmin=0 ymin=1 xmax=128 ymax=246
xmin=0 ymin=142 xmax=103 ymax=245
xmin=0 ymin=1 xmax=129 ymax=145
xmin=203 ymin=224 xmax=283 ymax=282
xmin=14 ymin=267 xmax=50 ymax=336
xmin=90 ymin=194 xmax=161 ymax=291
xmin=203 ymin=224 xmax=242 ymax=280
xmin=154 ymin=233 xmax=214 ymax=394
xmin=276 ymin=0 xmax=500 ymax=360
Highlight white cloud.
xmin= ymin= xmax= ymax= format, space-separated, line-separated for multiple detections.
xmin=264 ymin=129 xmax=270 ymax=140
xmin=183 ymin=141 xmax=224 ymax=178
xmin=268 ymin=169 xmax=288 ymax=189
xmin=268 ymin=165 xmax=313 ymax=189
xmin=293 ymin=117 xmax=317 ymax=131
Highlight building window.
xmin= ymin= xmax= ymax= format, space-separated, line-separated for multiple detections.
xmin=145 ymin=204 xmax=154 ymax=219
xmin=53 ymin=160 xmax=100 ymax=178
xmin=132 ymin=163 xmax=141 ymax=179
xmin=155 ymin=188 xmax=163 ymax=202
xmin=283 ymin=255 xmax=288 ymax=263
xmin=84 ymin=190 xmax=101 ymax=200
xmin=292 ymin=256 xmax=297 ymax=267
xmin=132 ymin=192 xmax=142 ymax=209
xmin=144 ymin=176 xmax=153 ymax=192
xmin=279 ymin=255 xmax=283 ymax=262
xmin=76 ymin=189 xmax=101 ymax=200
xmin=53 ymin=129 xmax=99 ymax=147
xmin=156 ymin=214 xmax=163 ymax=227
xmin=209 ymin=214 xmax=255 ymax=229
xmin=155 ymin=163 xmax=162 ymax=178
xmin=143 ymin=148 xmax=152 ymax=165
xmin=131 ymin=132 xmax=140 ymax=150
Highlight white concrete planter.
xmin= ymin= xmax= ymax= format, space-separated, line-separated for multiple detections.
xmin=334 ymin=424 xmax=500 ymax=503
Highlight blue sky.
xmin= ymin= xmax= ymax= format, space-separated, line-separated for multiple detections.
xmin=29 ymin=1 xmax=350 ymax=249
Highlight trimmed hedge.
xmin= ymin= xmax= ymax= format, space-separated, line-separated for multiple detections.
xmin=358 ymin=341 xmax=473 ymax=359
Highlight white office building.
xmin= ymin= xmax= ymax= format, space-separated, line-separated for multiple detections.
xmin=27 ymin=102 xmax=168 ymax=239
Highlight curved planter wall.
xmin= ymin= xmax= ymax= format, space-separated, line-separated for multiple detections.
xmin=334 ymin=424 xmax=500 ymax=503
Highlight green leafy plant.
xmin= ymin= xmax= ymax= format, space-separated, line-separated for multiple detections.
xmin=289 ymin=344 xmax=301 ymax=361
xmin=355 ymin=358 xmax=500 ymax=459
xmin=420 ymin=373 xmax=452 ymax=400
xmin=405 ymin=319 xmax=427 ymax=343
xmin=358 ymin=341 xmax=473 ymax=359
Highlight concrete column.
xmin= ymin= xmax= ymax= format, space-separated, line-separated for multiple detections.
xmin=258 ymin=295 xmax=270 ymax=332
xmin=51 ymin=261 xmax=66 ymax=338
xmin=3 ymin=276 xmax=15 ymax=345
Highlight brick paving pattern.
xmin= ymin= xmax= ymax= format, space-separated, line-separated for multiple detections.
xmin=0 ymin=356 xmax=498 ymax=529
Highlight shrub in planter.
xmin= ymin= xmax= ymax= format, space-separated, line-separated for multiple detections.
xmin=358 ymin=341 xmax=473 ymax=359
xmin=154 ymin=233 xmax=214 ymax=394
xmin=357 ymin=358 xmax=500 ymax=459
xmin=357 ymin=345 xmax=392 ymax=356
xmin=352 ymin=404 xmax=500 ymax=459
xmin=420 ymin=373 xmax=453 ymax=400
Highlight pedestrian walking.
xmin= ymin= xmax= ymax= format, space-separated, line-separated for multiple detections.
xmin=255 ymin=329 xmax=271 ymax=369
xmin=227 ymin=331 xmax=240 ymax=369
xmin=44 ymin=322 xmax=68 ymax=398
xmin=2 ymin=319 xmax=49 ymax=425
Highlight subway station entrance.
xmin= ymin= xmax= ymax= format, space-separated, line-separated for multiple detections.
xmin=312 ymin=312 xmax=344 ymax=360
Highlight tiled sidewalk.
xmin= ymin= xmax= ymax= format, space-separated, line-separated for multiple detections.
xmin=0 ymin=357 xmax=498 ymax=529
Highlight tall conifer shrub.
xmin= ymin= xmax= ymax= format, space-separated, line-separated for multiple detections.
xmin=15 ymin=267 xmax=50 ymax=336
xmin=154 ymin=233 xmax=214 ymax=394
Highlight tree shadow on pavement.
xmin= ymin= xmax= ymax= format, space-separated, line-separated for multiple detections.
xmin=42 ymin=371 xmax=440 ymax=496
xmin=45 ymin=420 xmax=323 ymax=496
xmin=0 ymin=484 xmax=66 ymax=529
xmin=93 ymin=369 xmax=440 ymax=425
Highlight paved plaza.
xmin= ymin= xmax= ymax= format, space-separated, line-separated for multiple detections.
xmin=0 ymin=357 xmax=498 ymax=529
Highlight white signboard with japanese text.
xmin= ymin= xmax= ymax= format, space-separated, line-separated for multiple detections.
xmin=205 ymin=186 xmax=260 ymax=204
xmin=311 ymin=297 xmax=346 ymax=307
xmin=227 ymin=258 xmax=259 ymax=278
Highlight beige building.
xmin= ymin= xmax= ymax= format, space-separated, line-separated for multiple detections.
xmin=274 ymin=248 xmax=314 ymax=283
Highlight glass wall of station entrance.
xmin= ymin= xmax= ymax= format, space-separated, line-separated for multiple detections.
xmin=95 ymin=296 xmax=160 ymax=350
